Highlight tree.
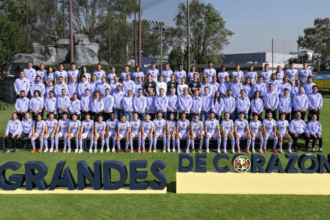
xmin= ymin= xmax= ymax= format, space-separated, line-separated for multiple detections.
xmin=0 ymin=14 xmax=25 ymax=69
xmin=170 ymin=0 xmax=233 ymax=65
xmin=298 ymin=18 xmax=330 ymax=70
xmin=168 ymin=47 xmax=184 ymax=70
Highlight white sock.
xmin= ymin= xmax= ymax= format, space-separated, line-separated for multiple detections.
xmin=205 ymin=139 xmax=209 ymax=150
xmin=288 ymin=142 xmax=292 ymax=150
xmin=259 ymin=137 xmax=264 ymax=150
xmin=63 ymin=137 xmax=67 ymax=149
xmin=106 ymin=137 xmax=110 ymax=150
xmin=273 ymin=137 xmax=278 ymax=149
xmin=236 ymin=139 xmax=240 ymax=149
xmin=130 ymin=139 xmax=133 ymax=150
xmin=138 ymin=139 xmax=141 ymax=149
xmin=247 ymin=139 xmax=251 ymax=150
xmin=264 ymin=137 xmax=268 ymax=149
xmin=153 ymin=137 xmax=157 ymax=150
xmin=279 ymin=142 xmax=283 ymax=150
xmin=172 ymin=138 xmax=176 ymax=150
xmin=75 ymin=139 xmax=79 ymax=149
xmin=50 ymin=137 xmax=54 ymax=150
xmin=67 ymin=139 xmax=71 ymax=150
xmin=101 ymin=140 xmax=105 ymax=150
xmin=163 ymin=138 xmax=166 ymax=149
xmin=217 ymin=138 xmax=221 ymax=150
xmin=176 ymin=139 xmax=180 ymax=150
xmin=167 ymin=138 xmax=170 ymax=150
xmin=117 ymin=141 xmax=121 ymax=150
xmin=112 ymin=136 xmax=117 ymax=150
xmin=31 ymin=138 xmax=36 ymax=149
xmin=55 ymin=136 xmax=58 ymax=149
xmin=79 ymin=139 xmax=83 ymax=150
xmin=94 ymin=140 xmax=97 ymax=150
xmin=149 ymin=137 xmax=153 ymax=149
xmin=199 ymin=139 xmax=203 ymax=150
xmin=43 ymin=137 xmax=48 ymax=149
xmin=223 ymin=138 xmax=227 ymax=150
xmin=231 ymin=138 xmax=235 ymax=151
xmin=142 ymin=137 xmax=146 ymax=149
xmin=191 ymin=140 xmax=195 ymax=150
xmin=89 ymin=139 xmax=93 ymax=149
xmin=251 ymin=137 xmax=255 ymax=149
xmin=125 ymin=142 xmax=129 ymax=150
xmin=187 ymin=139 xmax=191 ymax=150
xmin=39 ymin=138 xmax=44 ymax=150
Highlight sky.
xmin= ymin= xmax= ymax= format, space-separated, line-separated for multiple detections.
xmin=140 ymin=0 xmax=330 ymax=54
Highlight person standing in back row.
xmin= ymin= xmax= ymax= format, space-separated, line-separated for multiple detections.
xmin=203 ymin=61 xmax=216 ymax=83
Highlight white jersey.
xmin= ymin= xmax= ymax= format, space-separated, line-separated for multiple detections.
xmin=249 ymin=120 xmax=261 ymax=135
xmin=82 ymin=120 xmax=94 ymax=133
xmin=263 ymin=119 xmax=277 ymax=134
xmin=177 ymin=119 xmax=190 ymax=133
xmin=153 ymin=118 xmax=166 ymax=134
xmin=235 ymin=119 xmax=249 ymax=134
xmin=106 ymin=119 xmax=119 ymax=132
xmin=69 ymin=120 xmax=81 ymax=134
xmin=190 ymin=120 xmax=203 ymax=134
xmin=166 ymin=120 xmax=177 ymax=133
xmin=276 ymin=120 xmax=289 ymax=135
xmin=32 ymin=120 xmax=46 ymax=134
xmin=58 ymin=119 xmax=71 ymax=132
xmin=95 ymin=121 xmax=106 ymax=134
xmin=118 ymin=121 xmax=131 ymax=134
xmin=46 ymin=119 xmax=58 ymax=134
xmin=142 ymin=121 xmax=154 ymax=134
xmin=130 ymin=120 xmax=141 ymax=134
xmin=222 ymin=120 xmax=234 ymax=134
xmin=205 ymin=119 xmax=219 ymax=134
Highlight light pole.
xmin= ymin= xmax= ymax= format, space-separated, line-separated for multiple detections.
xmin=138 ymin=0 xmax=142 ymax=66
xmin=69 ymin=0 xmax=74 ymax=63
xmin=187 ymin=0 xmax=190 ymax=72
xmin=26 ymin=0 xmax=29 ymax=53
xmin=108 ymin=1 xmax=111 ymax=65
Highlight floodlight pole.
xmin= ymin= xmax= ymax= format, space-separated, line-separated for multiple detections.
xmin=108 ymin=1 xmax=111 ymax=65
xmin=138 ymin=0 xmax=142 ymax=66
xmin=26 ymin=0 xmax=29 ymax=53
xmin=187 ymin=0 xmax=190 ymax=72
xmin=69 ymin=0 xmax=74 ymax=63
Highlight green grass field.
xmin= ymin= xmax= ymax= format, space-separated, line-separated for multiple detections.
xmin=0 ymin=100 xmax=330 ymax=220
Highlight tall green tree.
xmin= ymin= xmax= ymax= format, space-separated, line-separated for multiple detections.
xmin=0 ymin=14 xmax=25 ymax=69
xmin=298 ymin=18 xmax=330 ymax=70
xmin=169 ymin=0 xmax=234 ymax=65
xmin=168 ymin=47 xmax=185 ymax=70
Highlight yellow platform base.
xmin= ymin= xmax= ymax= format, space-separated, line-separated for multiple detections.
xmin=177 ymin=172 xmax=330 ymax=195
xmin=0 ymin=187 xmax=167 ymax=194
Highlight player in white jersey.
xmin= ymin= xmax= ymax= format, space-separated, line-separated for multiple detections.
xmin=129 ymin=113 xmax=142 ymax=153
xmin=93 ymin=115 xmax=106 ymax=153
xmin=234 ymin=113 xmax=251 ymax=153
xmin=31 ymin=114 xmax=46 ymax=153
xmin=141 ymin=114 xmax=155 ymax=153
xmin=44 ymin=113 xmax=58 ymax=153
xmin=79 ymin=114 xmax=94 ymax=152
xmin=249 ymin=115 xmax=263 ymax=153
xmin=67 ymin=114 xmax=82 ymax=153
xmin=221 ymin=113 xmax=235 ymax=153
xmin=166 ymin=113 xmax=177 ymax=152
xmin=175 ymin=113 xmax=190 ymax=153
xmin=105 ymin=113 xmax=118 ymax=153
xmin=189 ymin=114 xmax=203 ymax=153
xmin=276 ymin=113 xmax=293 ymax=153
xmin=262 ymin=112 xmax=278 ymax=153
xmin=116 ymin=115 xmax=131 ymax=153
xmin=152 ymin=112 xmax=167 ymax=153
xmin=55 ymin=112 xmax=71 ymax=153
xmin=204 ymin=112 xmax=221 ymax=154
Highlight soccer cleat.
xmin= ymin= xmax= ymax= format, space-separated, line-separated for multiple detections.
xmin=63 ymin=149 xmax=67 ymax=153
xmin=142 ymin=148 xmax=145 ymax=153
xmin=259 ymin=149 xmax=263 ymax=153
xmin=94 ymin=149 xmax=97 ymax=153
xmin=198 ymin=150 xmax=202 ymax=153
xmin=320 ymin=148 xmax=323 ymax=152
xmin=112 ymin=148 xmax=115 ymax=153
xmin=288 ymin=149 xmax=292 ymax=153
xmin=177 ymin=149 xmax=181 ymax=153
xmin=223 ymin=150 xmax=227 ymax=154
xmin=279 ymin=149 xmax=283 ymax=153
xmin=106 ymin=148 xmax=110 ymax=153
xmin=100 ymin=149 xmax=103 ymax=153
xmin=79 ymin=149 xmax=83 ymax=153
xmin=163 ymin=150 xmax=166 ymax=153
xmin=186 ymin=149 xmax=189 ymax=153
xmin=246 ymin=149 xmax=250 ymax=154
xmin=54 ymin=148 xmax=59 ymax=153
xmin=153 ymin=149 xmax=156 ymax=153
xmin=38 ymin=149 xmax=43 ymax=153
xmin=67 ymin=148 xmax=71 ymax=153
xmin=167 ymin=148 xmax=171 ymax=153
xmin=312 ymin=148 xmax=316 ymax=152
xmin=138 ymin=149 xmax=141 ymax=153
xmin=44 ymin=148 xmax=49 ymax=153
xmin=130 ymin=149 xmax=134 ymax=153
xmin=148 ymin=148 xmax=152 ymax=153
xmin=252 ymin=149 xmax=255 ymax=153
xmin=206 ymin=149 xmax=210 ymax=154
xmin=217 ymin=149 xmax=221 ymax=154
xmin=75 ymin=149 xmax=79 ymax=153
xmin=237 ymin=149 xmax=241 ymax=153
xmin=273 ymin=149 xmax=277 ymax=153
xmin=89 ymin=148 xmax=92 ymax=153
xmin=125 ymin=149 xmax=128 ymax=153
xmin=172 ymin=149 xmax=176 ymax=153
xmin=192 ymin=150 xmax=195 ymax=153
xmin=263 ymin=148 xmax=267 ymax=153
xmin=31 ymin=149 xmax=36 ymax=153
xmin=49 ymin=148 xmax=54 ymax=153
xmin=232 ymin=150 xmax=236 ymax=154
xmin=117 ymin=149 xmax=121 ymax=153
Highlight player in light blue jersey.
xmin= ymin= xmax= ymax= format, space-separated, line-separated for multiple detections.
xmin=249 ymin=114 xmax=263 ymax=153
xmin=80 ymin=114 xmax=94 ymax=152
xmin=262 ymin=112 xmax=278 ymax=153
xmin=141 ymin=114 xmax=155 ymax=153
xmin=31 ymin=114 xmax=46 ymax=153
xmin=67 ymin=114 xmax=82 ymax=153
xmin=153 ymin=112 xmax=167 ymax=153
xmin=276 ymin=113 xmax=292 ymax=153
xmin=221 ymin=113 xmax=235 ymax=153
xmin=166 ymin=113 xmax=177 ymax=153
xmin=116 ymin=115 xmax=131 ymax=153
xmin=44 ymin=113 xmax=58 ymax=153
xmin=175 ymin=113 xmax=190 ymax=153
xmin=93 ymin=116 xmax=106 ymax=153
xmin=129 ymin=113 xmax=142 ymax=153
xmin=189 ymin=114 xmax=203 ymax=153
xmin=106 ymin=113 xmax=118 ymax=153
xmin=234 ymin=113 xmax=251 ymax=153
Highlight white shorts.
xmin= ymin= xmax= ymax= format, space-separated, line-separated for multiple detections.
xmin=169 ymin=128 xmax=176 ymax=134
xmin=81 ymin=131 xmax=92 ymax=139
xmin=131 ymin=131 xmax=140 ymax=138
xmin=223 ymin=130 xmax=232 ymax=137
xmin=251 ymin=131 xmax=262 ymax=138
xmin=237 ymin=132 xmax=248 ymax=139
xmin=266 ymin=132 xmax=276 ymax=139
xmin=58 ymin=130 xmax=68 ymax=138
xmin=107 ymin=130 xmax=116 ymax=138
xmin=96 ymin=131 xmax=104 ymax=137
xmin=143 ymin=132 xmax=152 ymax=138
xmin=70 ymin=131 xmax=79 ymax=137
xmin=206 ymin=132 xmax=218 ymax=139
xmin=178 ymin=132 xmax=188 ymax=139
xmin=192 ymin=131 xmax=203 ymax=137
xmin=119 ymin=132 xmax=127 ymax=138
xmin=155 ymin=133 xmax=164 ymax=139
xmin=278 ymin=131 xmax=287 ymax=137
